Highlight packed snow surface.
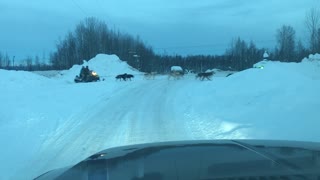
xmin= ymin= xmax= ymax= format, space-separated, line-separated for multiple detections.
xmin=1 ymin=54 xmax=320 ymax=179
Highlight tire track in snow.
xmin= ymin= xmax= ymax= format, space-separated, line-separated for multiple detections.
xmin=24 ymin=82 xmax=141 ymax=179
xmin=28 ymin=78 xmax=188 ymax=178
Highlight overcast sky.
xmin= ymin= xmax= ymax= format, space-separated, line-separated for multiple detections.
xmin=1 ymin=0 xmax=319 ymax=61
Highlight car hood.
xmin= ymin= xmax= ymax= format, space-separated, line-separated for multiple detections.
xmin=35 ymin=140 xmax=320 ymax=180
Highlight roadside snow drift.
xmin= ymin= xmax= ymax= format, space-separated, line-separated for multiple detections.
xmin=1 ymin=53 xmax=320 ymax=179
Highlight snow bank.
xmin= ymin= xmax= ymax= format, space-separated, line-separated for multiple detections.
xmin=32 ymin=70 xmax=61 ymax=78
xmin=254 ymin=55 xmax=320 ymax=80
xmin=303 ymin=53 xmax=320 ymax=62
xmin=0 ymin=69 xmax=55 ymax=87
xmin=175 ymin=58 xmax=320 ymax=142
xmin=204 ymin=68 xmax=236 ymax=77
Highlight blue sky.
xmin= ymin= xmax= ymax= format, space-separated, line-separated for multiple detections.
xmin=0 ymin=0 xmax=319 ymax=61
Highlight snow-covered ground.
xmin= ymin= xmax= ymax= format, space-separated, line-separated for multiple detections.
xmin=1 ymin=54 xmax=320 ymax=179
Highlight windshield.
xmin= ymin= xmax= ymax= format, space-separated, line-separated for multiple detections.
xmin=1 ymin=1 xmax=320 ymax=179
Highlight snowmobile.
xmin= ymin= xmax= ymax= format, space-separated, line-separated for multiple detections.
xmin=74 ymin=70 xmax=100 ymax=83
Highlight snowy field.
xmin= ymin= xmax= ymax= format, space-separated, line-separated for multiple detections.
xmin=1 ymin=54 xmax=320 ymax=179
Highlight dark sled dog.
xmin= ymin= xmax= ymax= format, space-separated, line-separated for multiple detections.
xmin=115 ymin=73 xmax=134 ymax=81
xmin=196 ymin=71 xmax=215 ymax=81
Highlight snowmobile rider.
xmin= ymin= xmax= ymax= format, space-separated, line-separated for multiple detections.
xmin=84 ymin=66 xmax=90 ymax=80
xmin=80 ymin=66 xmax=86 ymax=79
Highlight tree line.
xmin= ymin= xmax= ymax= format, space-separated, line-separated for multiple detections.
xmin=1 ymin=8 xmax=319 ymax=72
xmin=0 ymin=53 xmax=54 ymax=71
xmin=48 ymin=17 xmax=267 ymax=72
xmin=50 ymin=17 xmax=155 ymax=70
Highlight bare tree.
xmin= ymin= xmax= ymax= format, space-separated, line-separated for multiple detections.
xmin=35 ymin=55 xmax=41 ymax=70
xmin=4 ymin=53 xmax=11 ymax=68
xmin=25 ymin=56 xmax=33 ymax=71
xmin=305 ymin=8 xmax=320 ymax=53
xmin=276 ymin=25 xmax=296 ymax=61
xmin=296 ymin=40 xmax=309 ymax=61
xmin=51 ymin=17 xmax=155 ymax=70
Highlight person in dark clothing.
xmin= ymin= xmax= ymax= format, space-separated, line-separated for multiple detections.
xmin=85 ymin=66 xmax=89 ymax=73
xmin=84 ymin=66 xmax=90 ymax=81
xmin=80 ymin=66 xmax=86 ymax=79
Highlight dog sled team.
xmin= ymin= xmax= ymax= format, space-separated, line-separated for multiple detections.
xmin=75 ymin=64 xmax=227 ymax=83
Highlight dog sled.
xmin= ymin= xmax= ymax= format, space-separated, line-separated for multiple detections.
xmin=168 ymin=66 xmax=184 ymax=80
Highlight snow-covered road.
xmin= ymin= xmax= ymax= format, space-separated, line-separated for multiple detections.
xmin=25 ymin=78 xmax=208 ymax=178
xmin=24 ymin=76 xmax=251 ymax=179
